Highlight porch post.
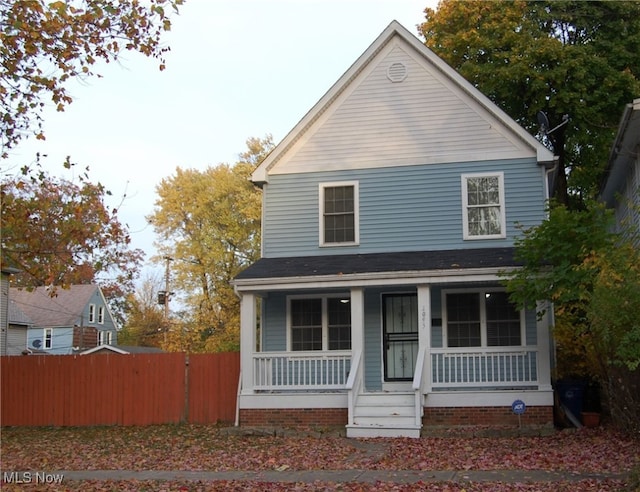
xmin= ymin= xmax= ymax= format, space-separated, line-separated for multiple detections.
xmin=350 ymin=287 xmax=364 ymax=355
xmin=240 ymin=292 xmax=256 ymax=394
xmin=536 ymin=300 xmax=553 ymax=391
xmin=417 ymin=285 xmax=431 ymax=393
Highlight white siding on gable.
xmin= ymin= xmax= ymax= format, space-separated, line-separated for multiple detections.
xmin=272 ymin=40 xmax=533 ymax=176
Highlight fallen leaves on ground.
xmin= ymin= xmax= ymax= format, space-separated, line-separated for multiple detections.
xmin=1 ymin=425 xmax=638 ymax=490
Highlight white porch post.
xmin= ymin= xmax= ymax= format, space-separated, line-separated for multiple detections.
xmin=536 ymin=300 xmax=553 ymax=391
xmin=240 ymin=292 xmax=256 ymax=394
xmin=417 ymin=285 xmax=431 ymax=393
xmin=350 ymin=287 xmax=364 ymax=356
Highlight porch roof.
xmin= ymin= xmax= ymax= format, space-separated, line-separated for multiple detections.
xmin=235 ymin=247 xmax=520 ymax=281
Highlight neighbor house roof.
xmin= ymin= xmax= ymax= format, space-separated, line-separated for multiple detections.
xmin=80 ymin=345 xmax=165 ymax=355
xmin=235 ymin=247 xmax=520 ymax=285
xmin=10 ymin=284 xmax=99 ymax=327
xmin=8 ymin=299 xmax=33 ymax=326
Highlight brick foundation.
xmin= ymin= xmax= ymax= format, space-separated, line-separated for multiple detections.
xmin=240 ymin=405 xmax=553 ymax=429
xmin=422 ymin=406 xmax=554 ymax=427
xmin=240 ymin=408 xmax=348 ymax=427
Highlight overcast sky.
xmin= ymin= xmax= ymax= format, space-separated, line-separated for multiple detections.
xmin=4 ymin=0 xmax=438 ymax=279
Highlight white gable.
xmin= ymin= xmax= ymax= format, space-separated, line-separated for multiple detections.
xmin=253 ymin=21 xmax=554 ymax=183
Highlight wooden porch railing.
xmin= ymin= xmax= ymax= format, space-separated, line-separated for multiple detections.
xmin=252 ymin=351 xmax=351 ymax=390
xmin=430 ymin=347 xmax=538 ymax=387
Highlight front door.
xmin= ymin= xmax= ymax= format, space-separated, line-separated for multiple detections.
xmin=382 ymin=293 xmax=418 ymax=381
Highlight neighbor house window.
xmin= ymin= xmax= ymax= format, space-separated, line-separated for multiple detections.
xmin=98 ymin=331 xmax=112 ymax=346
xmin=98 ymin=306 xmax=105 ymax=324
xmin=319 ymin=182 xmax=359 ymax=246
xmin=88 ymin=304 xmax=96 ymax=323
xmin=445 ymin=290 xmax=522 ymax=348
xmin=44 ymin=328 xmax=53 ymax=349
xmin=289 ymin=296 xmax=351 ymax=351
xmin=461 ymin=173 xmax=506 ymax=239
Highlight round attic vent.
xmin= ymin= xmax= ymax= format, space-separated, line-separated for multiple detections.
xmin=387 ymin=62 xmax=407 ymax=82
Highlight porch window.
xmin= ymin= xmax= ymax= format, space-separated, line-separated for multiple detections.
xmin=461 ymin=173 xmax=506 ymax=239
xmin=445 ymin=290 xmax=522 ymax=347
xmin=289 ymin=296 xmax=351 ymax=351
xmin=319 ymin=181 xmax=359 ymax=246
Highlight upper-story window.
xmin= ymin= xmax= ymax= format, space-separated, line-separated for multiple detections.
xmin=319 ymin=181 xmax=359 ymax=246
xmin=98 ymin=306 xmax=105 ymax=324
xmin=444 ymin=290 xmax=522 ymax=348
xmin=461 ymin=173 xmax=506 ymax=239
xmin=289 ymin=296 xmax=351 ymax=351
xmin=88 ymin=304 xmax=96 ymax=323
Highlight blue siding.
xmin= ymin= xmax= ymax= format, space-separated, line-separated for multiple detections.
xmin=263 ymin=158 xmax=546 ymax=258
xmin=26 ymin=327 xmax=73 ymax=355
xmin=262 ymin=292 xmax=287 ymax=352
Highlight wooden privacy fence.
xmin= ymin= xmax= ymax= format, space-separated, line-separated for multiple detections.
xmin=0 ymin=352 xmax=240 ymax=427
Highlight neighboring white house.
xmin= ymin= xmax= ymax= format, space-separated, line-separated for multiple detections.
xmin=601 ymin=98 xmax=640 ymax=244
xmin=233 ymin=21 xmax=556 ymax=437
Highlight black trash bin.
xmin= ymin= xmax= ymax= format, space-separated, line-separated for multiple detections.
xmin=556 ymin=380 xmax=586 ymax=420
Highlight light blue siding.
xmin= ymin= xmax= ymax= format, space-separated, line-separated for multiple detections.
xmin=26 ymin=327 xmax=73 ymax=355
xmin=262 ymin=292 xmax=287 ymax=352
xmin=263 ymin=158 xmax=546 ymax=258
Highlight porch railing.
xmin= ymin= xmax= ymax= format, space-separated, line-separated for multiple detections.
xmin=430 ymin=347 xmax=538 ymax=388
xmin=253 ymin=351 xmax=352 ymax=391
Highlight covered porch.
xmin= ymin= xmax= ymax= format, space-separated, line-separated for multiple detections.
xmin=233 ymin=250 xmax=554 ymax=437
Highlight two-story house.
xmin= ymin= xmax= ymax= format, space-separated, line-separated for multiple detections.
xmin=233 ymin=21 xmax=557 ymax=437
xmin=9 ymin=284 xmax=118 ymax=355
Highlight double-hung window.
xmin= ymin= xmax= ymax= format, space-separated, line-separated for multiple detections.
xmin=98 ymin=306 xmax=105 ymax=324
xmin=319 ymin=182 xmax=359 ymax=246
xmin=88 ymin=304 xmax=96 ymax=323
xmin=43 ymin=328 xmax=53 ymax=349
xmin=445 ymin=290 xmax=522 ymax=348
xmin=98 ymin=331 xmax=112 ymax=346
xmin=461 ymin=173 xmax=506 ymax=239
xmin=289 ymin=296 xmax=351 ymax=351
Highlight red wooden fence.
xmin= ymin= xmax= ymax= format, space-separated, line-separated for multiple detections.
xmin=0 ymin=352 xmax=240 ymax=427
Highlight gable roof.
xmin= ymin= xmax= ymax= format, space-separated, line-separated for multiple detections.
xmin=10 ymin=284 xmax=99 ymax=327
xmin=80 ymin=345 xmax=166 ymax=355
xmin=252 ymin=20 xmax=555 ymax=184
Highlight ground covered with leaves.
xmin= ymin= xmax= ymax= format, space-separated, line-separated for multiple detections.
xmin=1 ymin=424 xmax=639 ymax=490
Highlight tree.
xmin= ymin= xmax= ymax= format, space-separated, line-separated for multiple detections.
xmin=148 ymin=135 xmax=273 ymax=352
xmin=119 ymin=271 xmax=167 ymax=347
xmin=419 ymin=0 xmax=640 ymax=207
xmin=0 ymin=0 xmax=183 ymax=156
xmin=504 ymin=201 xmax=640 ymax=432
xmin=1 ymin=160 xmax=143 ymax=320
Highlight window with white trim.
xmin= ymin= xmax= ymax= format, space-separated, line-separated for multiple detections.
xmin=98 ymin=330 xmax=113 ymax=346
xmin=444 ymin=290 xmax=522 ymax=348
xmin=88 ymin=304 xmax=96 ymax=323
xmin=44 ymin=328 xmax=53 ymax=349
xmin=461 ymin=173 xmax=506 ymax=239
xmin=319 ymin=182 xmax=359 ymax=246
xmin=98 ymin=306 xmax=105 ymax=324
xmin=289 ymin=296 xmax=351 ymax=351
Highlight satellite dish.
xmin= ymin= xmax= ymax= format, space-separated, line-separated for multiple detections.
xmin=32 ymin=339 xmax=42 ymax=348
xmin=537 ymin=111 xmax=550 ymax=133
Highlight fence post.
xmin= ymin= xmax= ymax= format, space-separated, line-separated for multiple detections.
xmin=184 ymin=353 xmax=190 ymax=423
